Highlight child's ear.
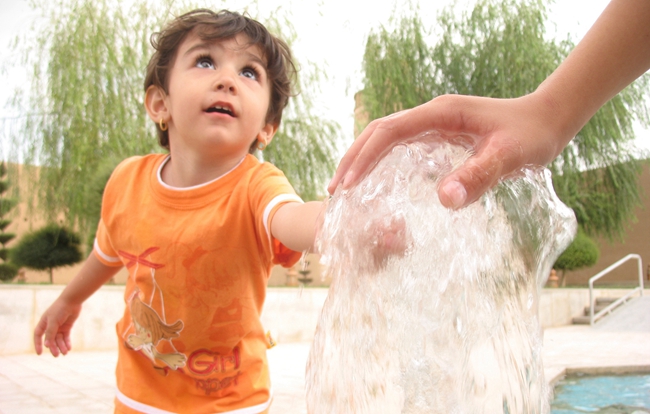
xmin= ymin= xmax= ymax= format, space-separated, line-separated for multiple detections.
xmin=144 ymin=85 xmax=169 ymax=124
xmin=258 ymin=123 xmax=279 ymax=145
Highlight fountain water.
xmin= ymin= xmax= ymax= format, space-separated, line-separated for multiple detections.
xmin=306 ymin=134 xmax=576 ymax=413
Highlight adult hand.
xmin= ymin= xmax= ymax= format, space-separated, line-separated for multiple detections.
xmin=329 ymin=0 xmax=650 ymax=209
xmin=328 ymin=92 xmax=570 ymax=209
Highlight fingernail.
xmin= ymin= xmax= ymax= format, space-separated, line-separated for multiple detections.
xmin=342 ymin=171 xmax=353 ymax=188
xmin=327 ymin=177 xmax=335 ymax=192
xmin=441 ymin=180 xmax=467 ymax=209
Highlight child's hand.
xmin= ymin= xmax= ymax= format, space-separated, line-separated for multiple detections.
xmin=369 ymin=216 xmax=409 ymax=270
xmin=33 ymin=299 xmax=82 ymax=357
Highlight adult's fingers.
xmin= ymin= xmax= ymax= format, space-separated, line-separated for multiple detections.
xmin=438 ymin=140 xmax=524 ymax=209
xmin=438 ymin=155 xmax=503 ymax=209
xmin=329 ymin=95 xmax=487 ymax=194
xmin=331 ymin=110 xmax=422 ymax=193
xmin=327 ymin=121 xmax=379 ymax=194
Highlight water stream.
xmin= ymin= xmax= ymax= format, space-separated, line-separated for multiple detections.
xmin=306 ymin=134 xmax=577 ymax=413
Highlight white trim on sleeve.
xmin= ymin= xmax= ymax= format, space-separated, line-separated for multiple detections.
xmin=93 ymin=239 xmax=121 ymax=263
xmin=262 ymin=194 xmax=303 ymax=239
xmin=115 ymin=388 xmax=273 ymax=414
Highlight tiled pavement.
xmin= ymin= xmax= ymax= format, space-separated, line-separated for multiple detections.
xmin=0 ymin=343 xmax=310 ymax=414
xmin=1 ymin=325 xmax=649 ymax=414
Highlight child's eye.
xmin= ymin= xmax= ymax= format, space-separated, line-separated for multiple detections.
xmin=195 ymin=55 xmax=214 ymax=69
xmin=241 ymin=67 xmax=260 ymax=80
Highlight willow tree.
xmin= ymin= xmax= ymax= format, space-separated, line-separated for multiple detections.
xmin=8 ymin=0 xmax=338 ymax=244
xmin=260 ymin=10 xmax=339 ymax=201
xmin=361 ymin=0 xmax=650 ymax=241
xmin=8 ymin=0 xmax=165 ymax=243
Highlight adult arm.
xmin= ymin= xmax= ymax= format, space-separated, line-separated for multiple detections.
xmin=328 ymin=0 xmax=650 ymax=209
xmin=33 ymin=253 xmax=122 ymax=356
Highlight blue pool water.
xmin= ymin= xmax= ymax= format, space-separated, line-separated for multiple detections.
xmin=551 ymin=373 xmax=650 ymax=413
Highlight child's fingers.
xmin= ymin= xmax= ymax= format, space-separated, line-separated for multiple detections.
xmin=44 ymin=337 xmax=60 ymax=357
xmin=65 ymin=334 xmax=72 ymax=353
xmin=33 ymin=317 xmax=47 ymax=355
xmin=43 ymin=321 xmax=62 ymax=357
xmin=55 ymin=333 xmax=69 ymax=355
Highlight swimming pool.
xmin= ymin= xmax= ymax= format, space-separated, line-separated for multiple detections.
xmin=551 ymin=373 xmax=650 ymax=413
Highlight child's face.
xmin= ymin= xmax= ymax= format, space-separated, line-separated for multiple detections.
xmin=162 ymin=32 xmax=275 ymax=158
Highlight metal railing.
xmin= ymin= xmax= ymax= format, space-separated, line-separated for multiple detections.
xmin=588 ymin=253 xmax=644 ymax=325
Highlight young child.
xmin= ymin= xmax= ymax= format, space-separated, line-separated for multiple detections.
xmin=33 ymin=9 xmax=325 ymax=413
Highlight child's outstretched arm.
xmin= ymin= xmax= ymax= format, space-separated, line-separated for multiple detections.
xmin=34 ymin=253 xmax=121 ymax=357
xmin=271 ymin=201 xmax=324 ymax=253
xmin=271 ymin=201 xmax=408 ymax=268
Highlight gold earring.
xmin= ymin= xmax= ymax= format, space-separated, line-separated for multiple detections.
xmin=257 ymin=140 xmax=267 ymax=151
xmin=159 ymin=119 xmax=168 ymax=131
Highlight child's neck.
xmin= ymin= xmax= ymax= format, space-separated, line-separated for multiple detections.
xmin=160 ymin=151 xmax=246 ymax=188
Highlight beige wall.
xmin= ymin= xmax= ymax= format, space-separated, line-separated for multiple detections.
xmin=0 ymin=284 xmax=329 ymax=355
xmin=23 ymin=255 xmax=326 ymax=287
xmin=563 ymin=162 xmax=650 ymax=286
xmin=4 ymin=284 xmax=645 ymax=355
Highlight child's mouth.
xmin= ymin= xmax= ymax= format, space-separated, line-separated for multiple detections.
xmin=206 ymin=106 xmax=234 ymax=117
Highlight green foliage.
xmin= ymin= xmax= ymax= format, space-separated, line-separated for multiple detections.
xmin=9 ymin=0 xmax=166 ymax=238
xmin=0 ymin=162 xmax=17 ymax=281
xmin=10 ymin=224 xmax=83 ymax=272
xmin=0 ymin=219 xmax=11 ymax=232
xmin=82 ymin=156 xmax=121 ymax=252
xmin=552 ymin=160 xmax=643 ymax=240
xmin=360 ymin=0 xmax=650 ymax=241
xmin=554 ymin=230 xmax=599 ymax=272
xmin=362 ymin=15 xmax=436 ymax=120
xmin=0 ymin=198 xmax=17 ymax=218
xmin=431 ymin=0 xmax=565 ymax=98
xmin=256 ymin=10 xmax=340 ymax=201
xmin=0 ymin=263 xmax=19 ymax=282
xmin=0 ymin=233 xmax=16 ymax=246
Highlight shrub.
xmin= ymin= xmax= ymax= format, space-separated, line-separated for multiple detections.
xmin=10 ymin=224 xmax=83 ymax=283
xmin=554 ymin=229 xmax=600 ymax=286
xmin=0 ymin=162 xmax=18 ymax=282
xmin=0 ymin=263 xmax=19 ymax=281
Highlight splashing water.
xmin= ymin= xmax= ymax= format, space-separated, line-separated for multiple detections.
xmin=306 ymin=135 xmax=576 ymax=414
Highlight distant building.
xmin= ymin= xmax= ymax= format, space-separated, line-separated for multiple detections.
xmin=562 ymin=161 xmax=650 ymax=287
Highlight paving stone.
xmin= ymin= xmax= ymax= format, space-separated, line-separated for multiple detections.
xmin=0 ymin=324 xmax=648 ymax=413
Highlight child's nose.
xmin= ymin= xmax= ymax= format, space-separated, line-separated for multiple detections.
xmin=214 ymin=70 xmax=237 ymax=93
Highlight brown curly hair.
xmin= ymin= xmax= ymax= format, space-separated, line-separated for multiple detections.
xmin=144 ymin=9 xmax=296 ymax=149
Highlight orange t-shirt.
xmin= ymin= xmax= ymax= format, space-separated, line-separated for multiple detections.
xmin=93 ymin=154 xmax=302 ymax=413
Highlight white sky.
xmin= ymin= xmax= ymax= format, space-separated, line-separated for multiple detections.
xmin=1 ymin=0 xmax=648 ymax=160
